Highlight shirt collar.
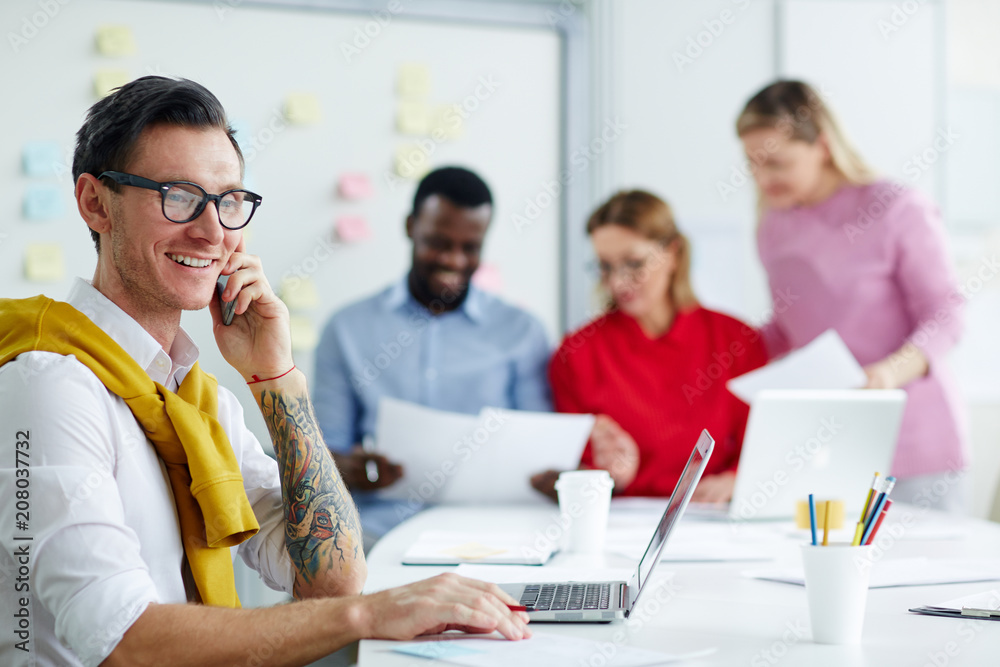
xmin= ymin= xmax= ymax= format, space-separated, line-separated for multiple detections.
xmin=66 ymin=278 xmax=201 ymax=388
xmin=382 ymin=274 xmax=485 ymax=324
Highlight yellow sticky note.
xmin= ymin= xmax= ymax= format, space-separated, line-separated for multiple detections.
xmin=396 ymin=100 xmax=429 ymax=135
xmin=394 ymin=143 xmax=430 ymax=180
xmin=397 ymin=63 xmax=430 ymax=97
xmin=440 ymin=542 xmax=507 ymax=561
xmin=429 ymin=104 xmax=464 ymax=140
xmin=96 ymin=25 xmax=136 ymax=57
xmin=289 ymin=316 xmax=318 ymax=352
xmin=284 ymin=93 xmax=322 ymax=125
xmin=280 ymin=277 xmax=319 ymax=311
xmin=24 ymin=244 xmax=64 ymax=282
xmin=94 ymin=69 xmax=130 ymax=98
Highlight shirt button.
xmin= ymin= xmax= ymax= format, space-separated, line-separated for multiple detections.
xmin=425 ymin=368 xmax=438 ymax=381
xmin=155 ymin=357 xmax=169 ymax=370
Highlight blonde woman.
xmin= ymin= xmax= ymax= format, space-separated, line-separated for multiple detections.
xmin=543 ymin=190 xmax=767 ymax=501
xmin=737 ymin=80 xmax=968 ymax=512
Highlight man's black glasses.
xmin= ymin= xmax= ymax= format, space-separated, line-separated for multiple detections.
xmin=99 ymin=171 xmax=262 ymax=230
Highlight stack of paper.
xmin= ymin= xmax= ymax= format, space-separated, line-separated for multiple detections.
xmin=745 ymin=557 xmax=1000 ymax=588
xmin=910 ymin=589 xmax=1000 ymax=620
xmin=402 ymin=531 xmax=554 ymax=566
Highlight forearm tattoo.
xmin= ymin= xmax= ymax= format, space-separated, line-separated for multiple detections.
xmin=258 ymin=390 xmax=363 ymax=594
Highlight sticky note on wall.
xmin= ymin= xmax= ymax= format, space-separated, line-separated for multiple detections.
xmin=22 ymin=142 xmax=63 ymax=177
xmin=23 ymin=185 xmax=65 ymax=221
xmin=289 ymin=316 xmax=318 ymax=352
xmin=397 ymin=63 xmax=430 ymax=97
xmin=394 ymin=144 xmax=430 ymax=180
xmin=430 ymin=104 xmax=464 ymax=140
xmin=472 ymin=262 xmax=503 ymax=294
xmin=24 ymin=244 xmax=65 ymax=282
xmin=396 ymin=100 xmax=429 ymax=135
xmin=96 ymin=25 xmax=136 ymax=56
xmin=279 ymin=277 xmax=319 ymax=310
xmin=284 ymin=93 xmax=322 ymax=125
xmin=335 ymin=216 xmax=372 ymax=243
xmin=94 ymin=69 xmax=130 ymax=98
xmin=337 ymin=173 xmax=373 ymax=200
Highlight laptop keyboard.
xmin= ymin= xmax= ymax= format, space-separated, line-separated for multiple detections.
xmin=519 ymin=583 xmax=612 ymax=611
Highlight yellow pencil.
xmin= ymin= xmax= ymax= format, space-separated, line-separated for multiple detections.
xmin=851 ymin=521 xmax=865 ymax=546
xmin=859 ymin=472 xmax=880 ymax=525
xmin=822 ymin=501 xmax=831 ymax=546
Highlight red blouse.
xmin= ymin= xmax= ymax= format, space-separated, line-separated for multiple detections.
xmin=549 ymin=307 xmax=767 ymax=496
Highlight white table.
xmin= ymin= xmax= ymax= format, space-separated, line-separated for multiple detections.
xmin=358 ymin=501 xmax=1000 ymax=666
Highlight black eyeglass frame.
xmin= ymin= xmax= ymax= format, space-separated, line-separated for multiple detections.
xmin=98 ymin=171 xmax=262 ymax=230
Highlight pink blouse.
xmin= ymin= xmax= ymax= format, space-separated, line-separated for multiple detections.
xmin=757 ymin=181 xmax=968 ymax=478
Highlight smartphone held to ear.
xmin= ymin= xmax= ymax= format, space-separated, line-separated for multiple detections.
xmin=216 ymin=274 xmax=237 ymax=326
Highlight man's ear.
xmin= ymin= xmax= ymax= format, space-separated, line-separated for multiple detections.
xmin=405 ymin=214 xmax=415 ymax=240
xmin=76 ymin=174 xmax=112 ymax=237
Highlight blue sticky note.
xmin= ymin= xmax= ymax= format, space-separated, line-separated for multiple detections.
xmin=391 ymin=641 xmax=486 ymax=660
xmin=22 ymin=142 xmax=63 ymax=177
xmin=23 ymin=184 xmax=65 ymax=221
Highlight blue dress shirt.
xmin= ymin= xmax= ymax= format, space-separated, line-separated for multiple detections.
xmin=312 ymin=276 xmax=552 ymax=537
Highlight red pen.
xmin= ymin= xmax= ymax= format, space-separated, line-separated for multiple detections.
xmin=864 ymin=499 xmax=893 ymax=545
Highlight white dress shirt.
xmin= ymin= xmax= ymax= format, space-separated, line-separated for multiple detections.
xmin=0 ymin=279 xmax=294 ymax=667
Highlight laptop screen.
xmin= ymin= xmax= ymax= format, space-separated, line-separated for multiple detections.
xmin=627 ymin=430 xmax=714 ymax=606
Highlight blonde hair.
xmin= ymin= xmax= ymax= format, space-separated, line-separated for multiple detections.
xmin=586 ymin=189 xmax=698 ymax=311
xmin=736 ymin=80 xmax=876 ymax=210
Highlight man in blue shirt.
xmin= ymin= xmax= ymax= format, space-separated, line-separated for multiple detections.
xmin=313 ymin=166 xmax=552 ymax=540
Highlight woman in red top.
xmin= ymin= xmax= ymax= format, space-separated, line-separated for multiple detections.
xmin=549 ymin=190 xmax=767 ymax=500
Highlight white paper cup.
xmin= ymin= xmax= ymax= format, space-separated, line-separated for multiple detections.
xmin=555 ymin=470 xmax=614 ymax=554
xmin=801 ymin=544 xmax=874 ymax=644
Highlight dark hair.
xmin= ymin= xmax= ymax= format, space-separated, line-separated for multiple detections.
xmin=73 ymin=76 xmax=243 ymax=252
xmin=411 ymin=166 xmax=493 ymax=218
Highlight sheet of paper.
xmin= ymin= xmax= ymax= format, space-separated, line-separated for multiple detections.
xmin=337 ymin=172 xmax=374 ymax=199
xmin=436 ymin=408 xmax=594 ymax=504
xmin=23 ymin=184 xmax=64 ymax=220
xmin=334 ymin=215 xmax=372 ymax=243
xmin=454 ymin=564 xmax=635 ymax=585
xmin=397 ymin=63 xmax=430 ymax=97
xmin=96 ymin=25 xmax=136 ymax=56
xmin=22 ymin=142 xmax=62 ymax=177
xmin=24 ymin=244 xmax=65 ymax=282
xmin=390 ymin=632 xmax=712 ymax=667
xmin=403 ymin=531 xmax=553 ymax=565
xmin=726 ymin=329 xmax=866 ymax=404
xmin=925 ymin=588 xmax=1000 ymax=612
xmin=284 ymin=93 xmax=322 ymax=124
xmin=374 ymin=398 xmax=593 ymax=504
xmin=94 ymin=69 xmax=130 ymax=98
xmin=744 ymin=557 xmax=1000 ymax=589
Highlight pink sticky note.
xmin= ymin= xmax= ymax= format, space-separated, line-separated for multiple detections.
xmin=335 ymin=215 xmax=372 ymax=243
xmin=338 ymin=173 xmax=374 ymax=200
xmin=472 ymin=262 xmax=503 ymax=293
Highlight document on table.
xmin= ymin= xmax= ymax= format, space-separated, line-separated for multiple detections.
xmin=745 ymin=557 xmax=1000 ymax=588
xmin=454 ymin=564 xmax=636 ymax=584
xmin=910 ymin=588 xmax=1000 ymax=620
xmin=390 ymin=632 xmax=715 ymax=666
xmin=727 ymin=329 xmax=866 ymax=403
xmin=605 ymin=526 xmax=771 ymax=562
xmin=402 ymin=531 xmax=555 ymax=566
xmin=374 ymin=397 xmax=594 ymax=504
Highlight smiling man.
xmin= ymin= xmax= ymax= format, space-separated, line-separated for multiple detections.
xmin=0 ymin=78 xmax=529 ymax=667
xmin=313 ymin=167 xmax=552 ymax=540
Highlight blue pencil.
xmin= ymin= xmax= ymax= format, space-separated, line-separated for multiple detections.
xmin=861 ymin=476 xmax=896 ymax=545
xmin=809 ymin=493 xmax=817 ymax=546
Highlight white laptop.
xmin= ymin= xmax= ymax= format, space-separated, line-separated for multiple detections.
xmin=498 ymin=429 xmax=714 ymax=622
xmin=706 ymin=389 xmax=907 ymax=521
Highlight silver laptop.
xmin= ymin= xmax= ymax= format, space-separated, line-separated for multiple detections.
xmin=500 ymin=429 xmax=714 ymax=622
xmin=719 ymin=389 xmax=906 ymax=521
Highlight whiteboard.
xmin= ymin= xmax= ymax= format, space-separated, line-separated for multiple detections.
xmin=0 ymin=0 xmax=563 ymax=448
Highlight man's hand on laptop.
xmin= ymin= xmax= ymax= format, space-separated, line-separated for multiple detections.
xmin=690 ymin=471 xmax=736 ymax=503
xmin=355 ymin=573 xmax=531 ymax=641
xmin=333 ymin=447 xmax=404 ymax=491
